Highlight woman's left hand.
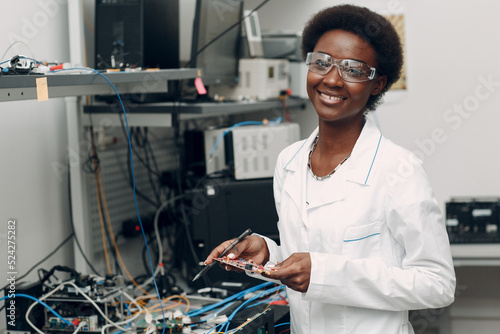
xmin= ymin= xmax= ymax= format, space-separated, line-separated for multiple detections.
xmin=265 ymin=252 xmax=311 ymax=293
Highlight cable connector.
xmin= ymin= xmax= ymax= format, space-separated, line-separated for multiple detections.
xmin=9 ymin=55 xmax=35 ymax=73
xmin=279 ymin=88 xmax=292 ymax=100
xmin=50 ymin=62 xmax=72 ymax=71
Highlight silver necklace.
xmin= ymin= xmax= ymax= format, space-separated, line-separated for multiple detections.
xmin=307 ymin=136 xmax=351 ymax=181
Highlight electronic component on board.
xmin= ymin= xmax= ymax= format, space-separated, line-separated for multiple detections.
xmin=213 ymin=257 xmax=277 ymax=276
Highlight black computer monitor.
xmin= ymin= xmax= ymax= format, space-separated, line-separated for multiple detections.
xmin=95 ymin=0 xmax=179 ymax=70
xmin=190 ymin=0 xmax=244 ymax=87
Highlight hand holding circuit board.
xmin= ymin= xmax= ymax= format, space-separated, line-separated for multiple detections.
xmin=201 ymin=229 xmax=284 ymax=285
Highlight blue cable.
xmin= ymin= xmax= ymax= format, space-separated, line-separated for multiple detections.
xmin=191 ymin=282 xmax=276 ymax=333
xmin=111 ymin=296 xmax=133 ymax=334
xmin=217 ymin=284 xmax=281 ymax=333
xmin=227 ymin=286 xmax=282 ymax=331
xmin=17 ymin=56 xmax=43 ymax=65
xmin=275 ymin=322 xmax=290 ymax=328
xmin=0 ymin=293 xmax=73 ymax=327
xmin=186 ymin=282 xmax=273 ymax=318
xmin=245 ymin=287 xmax=286 ymax=308
xmin=52 ymin=66 xmax=167 ymax=334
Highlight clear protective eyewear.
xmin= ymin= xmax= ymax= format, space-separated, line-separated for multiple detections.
xmin=305 ymin=52 xmax=378 ymax=82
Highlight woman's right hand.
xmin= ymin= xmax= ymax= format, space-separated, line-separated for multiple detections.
xmin=204 ymin=235 xmax=270 ymax=271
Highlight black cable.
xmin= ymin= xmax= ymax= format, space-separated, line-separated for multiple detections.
xmin=178 ymin=198 xmax=210 ymax=287
xmin=82 ymin=153 xmax=100 ymax=174
xmin=126 ymin=147 xmax=160 ymax=207
xmin=184 ymin=0 xmax=270 ymax=69
xmin=39 ymin=265 xmax=84 ymax=287
xmin=143 ymin=129 xmax=162 ymax=184
xmin=0 ymin=233 xmax=74 ymax=293
xmin=137 ymin=128 xmax=162 ymax=205
xmin=142 ymin=241 xmax=150 ymax=275
xmin=84 ymin=117 xmax=160 ymax=208
xmin=117 ymin=116 xmax=161 ymax=208
xmin=145 ymin=136 xmax=164 ymax=203
xmin=81 ymin=113 xmax=100 ymax=174
xmin=67 ymin=163 xmax=102 ymax=276
xmin=128 ymin=127 xmax=162 ymax=178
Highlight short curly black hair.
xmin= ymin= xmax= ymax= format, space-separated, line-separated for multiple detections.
xmin=301 ymin=4 xmax=403 ymax=111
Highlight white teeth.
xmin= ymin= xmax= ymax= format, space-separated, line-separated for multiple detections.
xmin=320 ymin=92 xmax=344 ymax=101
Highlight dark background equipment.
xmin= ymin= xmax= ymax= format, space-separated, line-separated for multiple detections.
xmin=4 ymin=282 xmax=44 ymax=333
xmin=95 ymin=0 xmax=179 ymax=70
xmin=94 ymin=0 xmax=180 ymax=102
xmin=185 ymin=177 xmax=279 ymax=285
xmin=446 ymin=198 xmax=500 ymax=243
xmin=190 ymin=0 xmax=244 ymax=89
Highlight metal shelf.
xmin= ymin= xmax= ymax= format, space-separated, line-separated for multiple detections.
xmin=0 ymin=68 xmax=200 ymax=102
xmin=451 ymin=244 xmax=500 ymax=266
xmin=84 ymin=98 xmax=308 ymax=114
xmin=82 ymin=98 xmax=309 ymax=127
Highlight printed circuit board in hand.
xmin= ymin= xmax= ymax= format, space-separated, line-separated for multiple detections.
xmin=213 ymin=256 xmax=276 ymax=275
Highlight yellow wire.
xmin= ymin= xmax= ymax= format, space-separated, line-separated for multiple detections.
xmin=132 ymin=295 xmax=190 ymax=316
xmin=97 ymin=171 xmax=151 ymax=295
xmin=90 ymin=126 xmax=151 ymax=293
xmin=95 ymin=175 xmax=113 ymax=275
xmin=82 ymin=0 xmax=95 ymax=33
xmin=147 ymin=301 xmax=182 ymax=313
xmin=91 ymin=130 xmax=113 ymax=275
xmin=145 ymin=295 xmax=190 ymax=313
xmin=164 ymin=295 xmax=190 ymax=313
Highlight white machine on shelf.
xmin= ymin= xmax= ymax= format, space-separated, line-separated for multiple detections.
xmin=214 ymin=58 xmax=290 ymax=101
xmin=289 ymin=62 xmax=308 ymax=98
xmin=204 ymin=122 xmax=300 ymax=180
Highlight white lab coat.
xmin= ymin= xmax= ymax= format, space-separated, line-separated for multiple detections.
xmin=264 ymin=116 xmax=456 ymax=334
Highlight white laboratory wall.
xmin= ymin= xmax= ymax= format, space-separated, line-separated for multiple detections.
xmin=0 ymin=0 xmax=73 ymax=330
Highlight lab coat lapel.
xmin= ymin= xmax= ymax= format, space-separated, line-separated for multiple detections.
xmin=345 ymin=116 xmax=383 ymax=186
xmin=280 ymin=118 xmax=383 ymax=222
xmin=282 ymin=128 xmax=318 ymax=227
xmin=306 ymin=118 xmax=383 ymax=209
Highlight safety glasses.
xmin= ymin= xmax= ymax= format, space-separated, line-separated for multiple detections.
xmin=305 ymin=52 xmax=378 ymax=82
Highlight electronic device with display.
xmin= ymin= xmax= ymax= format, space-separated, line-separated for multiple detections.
xmin=94 ymin=0 xmax=179 ymax=102
xmin=446 ymin=198 xmax=500 ymax=243
xmin=190 ymin=0 xmax=244 ymax=90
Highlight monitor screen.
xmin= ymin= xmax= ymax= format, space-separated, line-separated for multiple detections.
xmin=190 ymin=0 xmax=244 ymax=87
xmin=243 ymin=9 xmax=264 ymax=57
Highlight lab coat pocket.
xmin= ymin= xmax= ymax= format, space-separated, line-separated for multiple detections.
xmin=341 ymin=221 xmax=381 ymax=259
